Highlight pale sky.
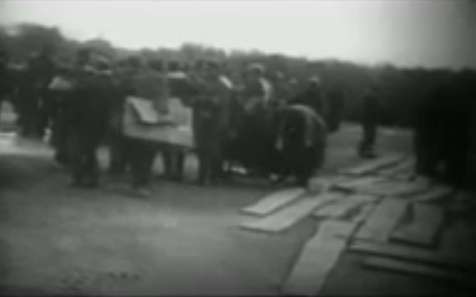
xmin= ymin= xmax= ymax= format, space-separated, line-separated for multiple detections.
xmin=1 ymin=0 xmax=475 ymax=69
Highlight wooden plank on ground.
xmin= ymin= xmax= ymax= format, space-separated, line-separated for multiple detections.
xmin=378 ymin=158 xmax=415 ymax=177
xmin=411 ymin=186 xmax=453 ymax=203
xmin=241 ymin=187 xmax=305 ymax=216
xmin=339 ymin=155 xmax=404 ymax=176
xmin=281 ymin=221 xmax=358 ymax=296
xmin=355 ymin=198 xmax=409 ymax=242
xmin=239 ymin=193 xmax=340 ymax=233
xmin=350 ymin=202 xmax=378 ymax=224
xmin=349 ymin=241 xmax=476 ymax=272
xmin=363 ymin=257 xmax=475 ymax=289
xmin=332 ymin=176 xmax=387 ymax=192
xmin=357 ymin=180 xmax=429 ymax=198
xmin=308 ymin=175 xmax=350 ymax=192
xmin=390 ymin=204 xmax=445 ymax=247
xmin=313 ymin=195 xmax=377 ymax=219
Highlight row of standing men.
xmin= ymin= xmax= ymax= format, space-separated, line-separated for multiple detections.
xmin=0 ymin=48 xmax=351 ymax=196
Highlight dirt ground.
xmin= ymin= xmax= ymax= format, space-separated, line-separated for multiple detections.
xmin=0 ymin=116 xmax=472 ymax=296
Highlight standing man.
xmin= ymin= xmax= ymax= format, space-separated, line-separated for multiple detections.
xmin=107 ymin=56 xmax=140 ymax=176
xmin=52 ymin=49 xmax=93 ymax=167
xmin=0 ymin=50 xmax=9 ymax=120
xmin=122 ymin=58 xmax=166 ymax=196
xmin=66 ymin=56 xmax=118 ymax=187
xmin=240 ymin=63 xmax=275 ymax=176
xmin=359 ymin=85 xmax=380 ymax=158
xmin=191 ymin=60 xmax=233 ymax=185
xmin=18 ymin=49 xmax=56 ymax=138
xmin=31 ymin=47 xmax=57 ymax=139
xmin=290 ymin=76 xmax=325 ymax=118
xmin=326 ymin=86 xmax=345 ymax=133
xmin=160 ymin=60 xmax=188 ymax=181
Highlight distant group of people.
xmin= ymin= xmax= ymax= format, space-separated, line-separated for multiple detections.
xmin=1 ymin=47 xmax=354 ymax=196
xmin=3 ymin=46 xmax=472 ymax=196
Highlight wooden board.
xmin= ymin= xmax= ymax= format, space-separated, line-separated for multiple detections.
xmin=355 ymin=198 xmax=409 ymax=242
xmin=313 ymin=195 xmax=377 ymax=219
xmin=377 ymin=158 xmax=415 ymax=177
xmin=308 ymin=175 xmax=350 ymax=192
xmin=239 ymin=193 xmax=340 ymax=233
xmin=363 ymin=257 xmax=475 ymax=289
xmin=357 ymin=180 xmax=429 ymax=198
xmin=349 ymin=241 xmax=476 ymax=272
xmin=241 ymin=187 xmax=306 ymax=216
xmin=339 ymin=155 xmax=404 ymax=176
xmin=332 ymin=177 xmax=387 ymax=192
xmin=411 ymin=186 xmax=453 ymax=203
xmin=390 ymin=204 xmax=445 ymax=247
xmin=350 ymin=202 xmax=377 ymax=224
xmin=281 ymin=221 xmax=358 ymax=296
xmin=123 ymin=97 xmax=194 ymax=148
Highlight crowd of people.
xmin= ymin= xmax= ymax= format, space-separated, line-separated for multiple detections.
xmin=0 ymin=46 xmax=473 ymax=197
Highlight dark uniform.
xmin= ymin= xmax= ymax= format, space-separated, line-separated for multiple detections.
xmin=192 ymin=61 xmax=232 ymax=185
xmin=160 ymin=61 xmax=187 ymax=181
xmin=290 ymin=78 xmax=325 ymax=117
xmin=326 ymin=88 xmax=345 ymax=133
xmin=107 ymin=58 xmax=138 ymax=175
xmin=240 ymin=64 xmax=275 ymax=176
xmin=0 ymin=50 xmax=8 ymax=119
xmin=21 ymin=51 xmax=56 ymax=138
xmin=66 ymin=59 xmax=118 ymax=187
xmin=124 ymin=59 xmax=165 ymax=192
xmin=49 ymin=65 xmax=75 ymax=166
xmin=359 ymin=87 xmax=380 ymax=158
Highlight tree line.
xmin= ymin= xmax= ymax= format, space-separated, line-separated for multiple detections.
xmin=0 ymin=22 xmax=471 ymax=128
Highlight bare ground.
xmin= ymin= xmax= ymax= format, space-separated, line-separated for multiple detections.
xmin=0 ymin=119 xmax=472 ymax=296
